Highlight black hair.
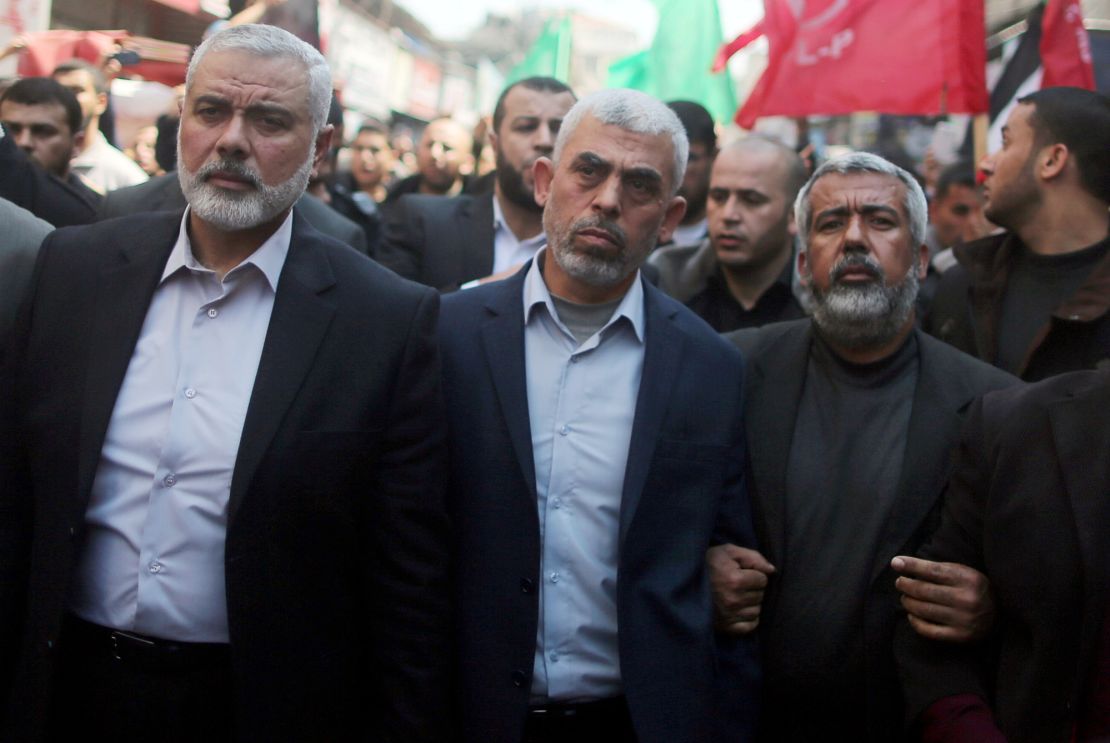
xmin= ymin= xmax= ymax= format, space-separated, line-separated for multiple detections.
xmin=935 ymin=161 xmax=976 ymax=201
xmin=52 ymin=58 xmax=107 ymax=95
xmin=667 ymin=100 xmax=716 ymax=151
xmin=1018 ymin=87 xmax=1110 ymax=203
xmin=0 ymin=76 xmax=83 ymax=135
xmin=492 ymin=77 xmax=575 ymax=134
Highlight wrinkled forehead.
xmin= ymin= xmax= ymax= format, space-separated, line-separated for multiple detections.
xmin=810 ymin=171 xmax=906 ymax=213
xmin=564 ymin=115 xmax=676 ymax=180
xmin=187 ymin=49 xmax=309 ymax=108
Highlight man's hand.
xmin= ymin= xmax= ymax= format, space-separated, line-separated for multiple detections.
xmin=707 ymin=544 xmax=775 ymax=635
xmin=892 ymin=556 xmax=994 ymax=643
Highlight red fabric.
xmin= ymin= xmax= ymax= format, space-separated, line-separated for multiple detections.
xmin=15 ymin=31 xmax=187 ymax=87
xmin=734 ymin=0 xmax=988 ymax=128
xmin=712 ymin=19 xmax=766 ymax=73
xmin=918 ymin=694 xmax=1008 ymax=743
xmin=150 ymin=0 xmax=201 ymax=12
xmin=1040 ymin=0 xmax=1096 ymax=90
xmin=15 ymin=30 xmax=123 ymax=78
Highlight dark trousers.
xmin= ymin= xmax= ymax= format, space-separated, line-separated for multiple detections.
xmin=523 ymin=697 xmax=636 ymax=743
xmin=48 ymin=616 xmax=234 ymax=742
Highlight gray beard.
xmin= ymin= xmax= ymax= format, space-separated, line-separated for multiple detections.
xmin=809 ymin=259 xmax=919 ymax=350
xmin=546 ymin=215 xmax=641 ymax=289
xmin=178 ymin=150 xmax=313 ymax=231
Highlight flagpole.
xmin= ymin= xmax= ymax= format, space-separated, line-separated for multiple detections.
xmin=973 ymin=114 xmax=988 ymax=168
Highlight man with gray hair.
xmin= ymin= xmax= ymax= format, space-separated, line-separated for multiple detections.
xmin=709 ymin=152 xmax=1016 ymax=740
xmin=0 ymin=24 xmax=450 ymax=742
xmin=439 ymin=88 xmax=760 ymax=743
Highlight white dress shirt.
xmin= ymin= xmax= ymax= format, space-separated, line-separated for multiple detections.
xmin=492 ymin=195 xmax=547 ymax=274
xmin=71 ymin=130 xmax=150 ymax=195
xmin=69 ymin=209 xmax=292 ymax=642
xmin=523 ymin=250 xmax=646 ymax=702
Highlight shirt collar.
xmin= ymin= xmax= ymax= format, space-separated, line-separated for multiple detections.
xmin=162 ymin=207 xmax=293 ymax=291
xmin=493 ymin=194 xmax=546 ymax=248
xmin=522 ymin=248 xmax=646 ymax=343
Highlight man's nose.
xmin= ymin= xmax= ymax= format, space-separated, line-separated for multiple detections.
xmin=534 ymin=125 xmax=555 ymax=155
xmin=592 ymin=175 xmax=622 ymax=217
xmin=215 ymin=115 xmax=249 ymax=160
xmin=978 ymin=152 xmax=995 ymax=175
xmin=843 ymin=214 xmax=867 ymax=249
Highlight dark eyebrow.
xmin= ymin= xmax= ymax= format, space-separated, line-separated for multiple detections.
xmin=192 ymin=95 xmax=293 ymax=120
xmin=623 ymin=166 xmax=663 ymax=186
xmin=815 ymin=204 xmax=900 ymax=222
xmin=573 ymin=151 xmax=610 ymax=171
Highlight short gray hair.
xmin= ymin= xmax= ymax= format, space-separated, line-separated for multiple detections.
xmin=552 ymin=88 xmax=689 ymax=197
xmin=794 ymin=152 xmax=928 ymax=249
xmin=186 ymin=23 xmax=332 ymax=134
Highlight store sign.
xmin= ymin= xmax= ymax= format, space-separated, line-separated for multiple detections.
xmin=325 ymin=4 xmax=397 ymax=119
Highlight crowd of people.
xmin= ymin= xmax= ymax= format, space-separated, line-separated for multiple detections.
xmin=1 ymin=19 xmax=1109 ymax=743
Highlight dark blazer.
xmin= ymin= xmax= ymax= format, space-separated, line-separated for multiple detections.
xmin=378 ymin=192 xmax=496 ymax=291
xmin=99 ymin=172 xmax=370 ymax=255
xmin=895 ymin=369 xmax=1110 ymax=743
xmin=439 ymin=265 xmax=761 ymax=743
xmin=0 ymin=198 xmax=52 ymax=360
xmin=0 ymin=133 xmax=97 ymax=228
xmin=725 ymin=319 xmax=1017 ymax=740
xmin=0 ymin=211 xmax=451 ymax=742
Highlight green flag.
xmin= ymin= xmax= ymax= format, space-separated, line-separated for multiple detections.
xmin=605 ymin=0 xmax=737 ymax=123
xmin=507 ymin=17 xmax=572 ymax=85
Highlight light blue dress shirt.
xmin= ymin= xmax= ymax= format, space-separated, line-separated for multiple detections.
xmin=492 ymin=195 xmax=547 ymax=274
xmin=69 ymin=209 xmax=291 ymax=642
xmin=523 ymin=250 xmax=646 ymax=702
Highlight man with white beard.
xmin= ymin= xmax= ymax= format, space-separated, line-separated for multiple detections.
xmin=0 ymin=24 xmax=450 ymax=742
xmin=710 ymin=153 xmax=1017 ymax=741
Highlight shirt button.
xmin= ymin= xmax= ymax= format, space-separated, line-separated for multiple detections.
xmin=512 ymin=670 xmax=527 ymax=687
xmin=163 ymin=473 xmax=177 ymax=487
xmin=552 ymin=498 xmax=562 ymax=510
xmin=570 ymin=355 xmax=580 ymax=364
xmin=184 ymin=388 xmax=197 ymax=399
xmin=549 ymin=650 xmax=558 ymax=662
xmin=149 ymin=561 xmax=163 ymax=574
xmin=520 ymin=578 xmax=534 ymax=594
xmin=207 ymin=308 xmax=219 ymax=319
xmin=559 ymin=424 xmax=569 ymax=436
xmin=549 ymin=572 xmax=559 ymax=584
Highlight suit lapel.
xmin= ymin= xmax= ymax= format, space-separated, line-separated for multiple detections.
xmin=1049 ymin=376 xmax=1110 ymax=669
xmin=458 ymin=194 xmax=496 ymax=280
xmin=868 ymin=332 xmax=967 ymax=585
xmin=77 ymin=214 xmax=183 ymax=503
xmin=744 ymin=323 xmax=811 ymax=565
xmin=479 ymin=268 xmax=537 ymax=498
xmin=618 ymin=282 xmax=683 ymax=544
xmin=227 ymin=215 xmax=337 ymax=524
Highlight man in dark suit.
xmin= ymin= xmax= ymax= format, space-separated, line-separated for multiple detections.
xmin=440 ymin=89 xmax=760 ymax=743
xmin=895 ymin=368 xmax=1110 ymax=742
xmin=710 ymin=153 xmax=1016 ymax=740
xmin=0 ymin=102 xmax=97 ymax=228
xmin=100 ymin=171 xmax=370 ymax=255
xmin=0 ymin=197 xmax=52 ymax=359
xmin=378 ymin=77 xmax=576 ymax=291
xmin=0 ymin=24 xmax=449 ymax=742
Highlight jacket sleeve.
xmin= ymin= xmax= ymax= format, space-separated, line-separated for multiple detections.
xmin=362 ymin=287 xmax=453 ymax=742
xmin=376 ymin=197 xmax=424 ymax=283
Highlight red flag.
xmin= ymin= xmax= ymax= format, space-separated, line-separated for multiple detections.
xmin=1040 ymin=0 xmax=1096 ymax=89
xmin=713 ymin=19 xmax=766 ymax=73
xmin=734 ymin=0 xmax=988 ymax=129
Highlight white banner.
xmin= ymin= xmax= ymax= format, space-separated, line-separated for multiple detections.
xmin=0 ymin=0 xmax=52 ymax=76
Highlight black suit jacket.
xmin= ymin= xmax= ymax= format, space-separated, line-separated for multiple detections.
xmin=0 ymin=212 xmax=450 ymax=742
xmin=0 ymin=198 xmax=52 ymax=362
xmin=378 ymin=192 xmax=496 ymax=291
xmin=439 ymin=265 xmax=761 ymax=743
xmin=0 ymin=133 xmax=97 ymax=228
xmin=725 ymin=319 xmax=1017 ymax=740
xmin=895 ymin=369 xmax=1110 ymax=743
xmin=99 ymin=172 xmax=370 ymax=255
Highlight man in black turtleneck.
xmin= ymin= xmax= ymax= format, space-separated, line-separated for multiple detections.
xmin=926 ymin=87 xmax=1110 ymax=381
xmin=709 ymin=153 xmax=1018 ymax=741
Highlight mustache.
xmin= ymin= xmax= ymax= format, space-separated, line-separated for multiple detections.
xmin=571 ymin=216 xmax=627 ymax=248
xmin=829 ymin=253 xmax=883 ymax=283
xmin=195 ymin=159 xmax=262 ymax=189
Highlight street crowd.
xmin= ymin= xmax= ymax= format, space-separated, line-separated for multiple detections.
xmin=1 ymin=20 xmax=1109 ymax=743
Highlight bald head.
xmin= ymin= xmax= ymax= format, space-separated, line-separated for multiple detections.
xmin=417 ymin=118 xmax=474 ymax=194
xmin=707 ymin=136 xmax=806 ymax=273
